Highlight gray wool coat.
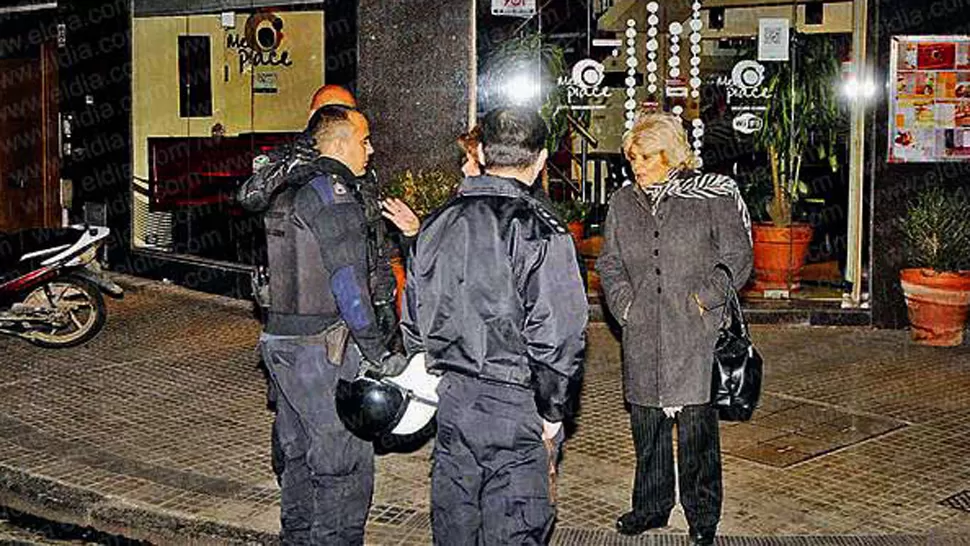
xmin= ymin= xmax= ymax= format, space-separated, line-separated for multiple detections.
xmin=596 ymin=179 xmax=753 ymax=408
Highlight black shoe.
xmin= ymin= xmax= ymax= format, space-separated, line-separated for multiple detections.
xmin=689 ymin=527 xmax=716 ymax=545
xmin=615 ymin=511 xmax=669 ymax=536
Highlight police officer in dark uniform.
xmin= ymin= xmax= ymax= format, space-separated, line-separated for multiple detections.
xmin=237 ymin=87 xmax=411 ymax=344
xmin=400 ymin=107 xmax=588 ymax=544
xmin=256 ymin=105 xmax=407 ymax=545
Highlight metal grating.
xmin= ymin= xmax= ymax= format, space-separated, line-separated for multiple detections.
xmin=370 ymin=504 xmax=419 ymax=526
xmin=939 ymin=489 xmax=970 ymax=513
xmin=551 ymin=530 xmax=970 ymax=546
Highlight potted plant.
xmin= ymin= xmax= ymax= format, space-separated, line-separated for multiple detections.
xmin=749 ymin=33 xmax=847 ymax=293
xmin=481 ymin=33 xmax=569 ymax=192
xmin=553 ymin=199 xmax=589 ymax=244
xmin=899 ymin=187 xmax=970 ymax=346
xmin=384 ymin=168 xmax=462 ymax=312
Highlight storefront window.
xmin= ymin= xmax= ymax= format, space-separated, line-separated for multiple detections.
xmin=477 ymin=1 xmax=865 ymax=304
xmin=130 ymin=5 xmax=327 ymax=265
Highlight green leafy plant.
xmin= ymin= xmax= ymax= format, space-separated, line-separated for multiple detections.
xmin=385 ymin=169 xmax=461 ymax=219
xmin=481 ymin=33 xmax=568 ymax=153
xmin=752 ymin=33 xmax=848 ymax=226
xmin=553 ymin=199 xmax=589 ymax=224
xmin=737 ymin=166 xmax=774 ymax=223
xmin=902 ymin=187 xmax=970 ymax=272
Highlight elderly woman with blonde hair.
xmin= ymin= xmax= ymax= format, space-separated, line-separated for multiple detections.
xmin=596 ymin=112 xmax=753 ymax=546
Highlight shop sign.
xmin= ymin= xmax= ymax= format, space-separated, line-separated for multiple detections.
xmin=758 ymin=18 xmax=790 ymax=61
xmin=665 ymin=78 xmax=688 ymax=98
xmin=712 ymin=60 xmax=772 ymax=133
xmin=491 ymin=0 xmax=536 ymax=17
xmin=714 ymin=60 xmax=773 ymax=106
xmin=732 ymin=112 xmax=763 ymax=134
xmin=559 ymin=59 xmax=612 ymax=107
xmin=254 ymin=72 xmax=279 ymax=94
xmin=226 ymin=12 xmax=294 ymax=74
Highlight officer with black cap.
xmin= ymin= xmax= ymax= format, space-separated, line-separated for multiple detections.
xmin=401 ymin=107 xmax=588 ymax=544
xmin=255 ymin=105 xmax=407 ymax=545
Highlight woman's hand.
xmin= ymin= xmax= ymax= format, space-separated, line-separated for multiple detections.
xmin=381 ymin=198 xmax=420 ymax=237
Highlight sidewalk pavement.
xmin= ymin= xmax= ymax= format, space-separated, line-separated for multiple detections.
xmin=0 ymin=276 xmax=969 ymax=545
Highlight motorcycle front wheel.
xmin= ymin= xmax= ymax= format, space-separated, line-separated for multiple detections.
xmin=23 ymin=275 xmax=106 ymax=348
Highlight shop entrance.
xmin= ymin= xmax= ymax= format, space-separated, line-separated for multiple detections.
xmin=480 ymin=0 xmax=870 ymax=310
xmin=0 ymin=47 xmax=60 ymax=232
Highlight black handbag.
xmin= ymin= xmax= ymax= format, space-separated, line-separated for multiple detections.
xmin=710 ymin=264 xmax=763 ymax=422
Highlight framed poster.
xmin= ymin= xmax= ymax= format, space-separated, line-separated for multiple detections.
xmin=889 ymin=36 xmax=970 ymax=162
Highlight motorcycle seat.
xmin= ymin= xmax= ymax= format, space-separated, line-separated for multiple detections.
xmin=0 ymin=228 xmax=82 ymax=285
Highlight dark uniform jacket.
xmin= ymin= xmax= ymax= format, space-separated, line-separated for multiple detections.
xmin=400 ymin=175 xmax=588 ymax=423
xmin=237 ymin=139 xmax=399 ymax=349
xmin=262 ymin=157 xmax=387 ymax=362
xmin=596 ymin=171 xmax=753 ymax=407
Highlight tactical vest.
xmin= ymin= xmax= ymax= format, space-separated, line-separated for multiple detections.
xmin=263 ymin=182 xmax=336 ymax=333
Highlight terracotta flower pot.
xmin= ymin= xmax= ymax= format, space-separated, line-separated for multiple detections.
xmin=577 ymin=235 xmax=603 ymax=258
xmin=751 ymin=223 xmax=814 ymax=292
xmin=900 ymin=268 xmax=970 ymax=347
xmin=567 ymin=221 xmax=584 ymax=245
xmin=390 ymin=256 xmax=406 ymax=316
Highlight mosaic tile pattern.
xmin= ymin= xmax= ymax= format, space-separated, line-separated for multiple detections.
xmin=0 ymin=277 xmax=968 ymax=544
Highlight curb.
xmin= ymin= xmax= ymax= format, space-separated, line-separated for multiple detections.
xmin=0 ymin=465 xmax=276 ymax=546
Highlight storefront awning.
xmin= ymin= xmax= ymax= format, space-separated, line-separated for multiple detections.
xmin=0 ymin=1 xmax=56 ymax=14
xmin=133 ymin=1 xmax=338 ymax=17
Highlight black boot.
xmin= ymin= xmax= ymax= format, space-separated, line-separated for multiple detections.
xmin=689 ymin=527 xmax=716 ymax=545
xmin=615 ymin=511 xmax=669 ymax=536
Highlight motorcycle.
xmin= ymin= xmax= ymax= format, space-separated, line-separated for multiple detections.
xmin=0 ymin=225 xmax=123 ymax=348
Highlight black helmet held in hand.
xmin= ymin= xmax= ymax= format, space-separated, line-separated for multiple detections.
xmin=335 ymin=353 xmax=440 ymax=441
xmin=335 ymin=375 xmax=406 ymax=441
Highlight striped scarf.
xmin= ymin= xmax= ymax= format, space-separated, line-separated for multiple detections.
xmin=641 ymin=169 xmax=752 ymax=244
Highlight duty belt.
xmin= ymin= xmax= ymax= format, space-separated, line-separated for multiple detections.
xmin=477 ymin=361 xmax=533 ymax=388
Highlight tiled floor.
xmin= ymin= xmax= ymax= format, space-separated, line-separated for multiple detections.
xmin=0 ymin=276 xmax=969 ymax=545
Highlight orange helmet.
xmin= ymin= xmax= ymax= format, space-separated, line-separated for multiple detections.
xmin=309 ymin=84 xmax=357 ymax=113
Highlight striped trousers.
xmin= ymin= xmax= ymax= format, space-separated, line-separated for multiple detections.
xmin=629 ymin=404 xmax=722 ymax=532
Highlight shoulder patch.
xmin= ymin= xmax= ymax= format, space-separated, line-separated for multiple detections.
xmin=531 ymin=202 xmax=568 ymax=235
xmin=309 ymin=175 xmax=356 ymax=206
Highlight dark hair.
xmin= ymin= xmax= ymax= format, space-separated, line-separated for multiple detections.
xmin=306 ymin=104 xmax=359 ymax=144
xmin=479 ymin=107 xmax=548 ymax=169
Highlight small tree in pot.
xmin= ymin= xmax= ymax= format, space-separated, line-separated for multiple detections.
xmin=900 ymin=187 xmax=970 ymax=346
xmin=749 ymin=33 xmax=847 ymax=293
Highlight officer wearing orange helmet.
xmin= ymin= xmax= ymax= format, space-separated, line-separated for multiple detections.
xmin=309 ymin=84 xmax=357 ymax=112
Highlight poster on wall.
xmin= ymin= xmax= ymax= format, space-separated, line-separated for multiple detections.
xmin=890 ymin=36 xmax=970 ymax=162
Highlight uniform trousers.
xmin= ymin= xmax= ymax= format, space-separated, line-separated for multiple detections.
xmin=261 ymin=331 xmax=374 ymax=545
xmin=431 ymin=373 xmax=561 ymax=545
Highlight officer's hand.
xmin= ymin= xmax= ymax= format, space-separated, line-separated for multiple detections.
xmin=374 ymin=301 xmax=399 ymax=335
xmin=377 ymin=352 xmax=409 ymax=378
xmin=542 ymin=419 xmax=563 ymax=441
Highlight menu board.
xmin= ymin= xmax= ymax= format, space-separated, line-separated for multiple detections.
xmin=889 ymin=37 xmax=970 ymax=163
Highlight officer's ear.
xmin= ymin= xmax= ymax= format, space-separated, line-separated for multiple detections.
xmin=531 ymin=148 xmax=549 ymax=182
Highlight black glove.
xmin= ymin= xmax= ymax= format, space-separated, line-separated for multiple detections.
xmin=374 ymin=300 xmax=399 ymax=340
xmin=376 ymin=352 xmax=408 ymax=378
